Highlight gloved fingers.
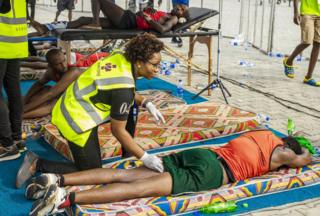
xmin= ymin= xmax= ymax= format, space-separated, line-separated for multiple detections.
xmin=156 ymin=111 xmax=166 ymax=124
xmin=155 ymin=163 xmax=164 ymax=173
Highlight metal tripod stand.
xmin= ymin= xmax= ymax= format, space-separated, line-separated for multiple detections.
xmin=192 ymin=0 xmax=231 ymax=104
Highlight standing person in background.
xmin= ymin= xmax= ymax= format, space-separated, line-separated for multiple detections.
xmin=27 ymin=0 xmax=36 ymax=20
xmin=54 ymin=0 xmax=77 ymax=22
xmin=283 ymin=0 xmax=320 ymax=86
xmin=0 ymin=0 xmax=28 ymax=160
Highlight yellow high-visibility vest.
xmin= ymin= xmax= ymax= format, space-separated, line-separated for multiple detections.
xmin=0 ymin=0 xmax=28 ymax=59
xmin=52 ymin=52 xmax=135 ymax=147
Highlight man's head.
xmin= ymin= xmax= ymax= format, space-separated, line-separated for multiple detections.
xmin=172 ymin=4 xmax=189 ymax=18
xmin=45 ymin=48 xmax=68 ymax=74
xmin=282 ymin=136 xmax=303 ymax=155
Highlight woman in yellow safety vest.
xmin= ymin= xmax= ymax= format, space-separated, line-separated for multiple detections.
xmin=16 ymin=33 xmax=167 ymax=188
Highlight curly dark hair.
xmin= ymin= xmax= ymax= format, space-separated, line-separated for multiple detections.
xmin=124 ymin=33 xmax=164 ymax=63
xmin=282 ymin=136 xmax=303 ymax=155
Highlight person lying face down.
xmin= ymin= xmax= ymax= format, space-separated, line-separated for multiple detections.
xmin=26 ymin=130 xmax=312 ymax=216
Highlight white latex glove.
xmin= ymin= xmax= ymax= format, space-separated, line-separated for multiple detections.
xmin=140 ymin=152 xmax=164 ymax=173
xmin=145 ymin=102 xmax=166 ymax=125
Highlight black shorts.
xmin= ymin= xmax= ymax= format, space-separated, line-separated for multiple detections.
xmin=118 ymin=10 xmax=137 ymax=29
xmin=57 ymin=0 xmax=75 ymax=12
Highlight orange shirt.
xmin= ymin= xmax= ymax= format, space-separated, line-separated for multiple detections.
xmin=212 ymin=130 xmax=284 ymax=181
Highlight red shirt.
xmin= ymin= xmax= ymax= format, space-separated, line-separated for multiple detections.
xmin=68 ymin=52 xmax=109 ymax=67
xmin=212 ymin=131 xmax=284 ymax=181
xmin=136 ymin=10 xmax=167 ymax=30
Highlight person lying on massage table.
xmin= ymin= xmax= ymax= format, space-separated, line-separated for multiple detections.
xmin=23 ymin=48 xmax=108 ymax=119
xmin=29 ymin=1 xmax=188 ymax=36
xmin=87 ymin=0 xmax=189 ymax=33
xmin=16 ymin=33 xmax=166 ymax=190
xmin=25 ymin=130 xmax=312 ymax=216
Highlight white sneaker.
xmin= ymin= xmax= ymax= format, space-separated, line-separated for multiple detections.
xmin=29 ymin=184 xmax=67 ymax=216
xmin=26 ymin=174 xmax=60 ymax=200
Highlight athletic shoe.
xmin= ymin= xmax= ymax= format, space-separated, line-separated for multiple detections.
xmin=26 ymin=174 xmax=60 ymax=200
xmin=16 ymin=151 xmax=38 ymax=188
xmin=14 ymin=139 xmax=27 ymax=153
xmin=0 ymin=144 xmax=20 ymax=162
xmin=29 ymin=184 xmax=67 ymax=216
xmin=303 ymin=78 xmax=320 ymax=87
xmin=283 ymin=57 xmax=295 ymax=78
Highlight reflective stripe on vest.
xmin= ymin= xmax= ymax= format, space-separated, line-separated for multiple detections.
xmin=0 ymin=0 xmax=28 ymax=58
xmin=52 ymin=52 xmax=135 ymax=146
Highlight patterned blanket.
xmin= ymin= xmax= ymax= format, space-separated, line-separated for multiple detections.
xmin=67 ymin=148 xmax=320 ymax=216
xmin=44 ymin=93 xmax=259 ymax=161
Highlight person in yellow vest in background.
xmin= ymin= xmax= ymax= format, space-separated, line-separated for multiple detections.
xmin=16 ymin=33 xmax=167 ymax=188
xmin=283 ymin=0 xmax=320 ymax=86
xmin=0 ymin=0 xmax=28 ymax=161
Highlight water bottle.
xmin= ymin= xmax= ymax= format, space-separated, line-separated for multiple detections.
xmin=165 ymin=69 xmax=171 ymax=76
xmin=177 ymin=79 xmax=184 ymax=98
xmin=200 ymin=201 xmax=237 ymax=214
xmin=230 ymin=39 xmax=239 ymax=46
xmin=239 ymin=60 xmax=247 ymax=66
xmin=210 ymin=83 xmax=218 ymax=90
xmin=268 ymin=52 xmax=274 ymax=57
xmin=175 ymin=58 xmax=181 ymax=73
xmin=287 ymin=118 xmax=295 ymax=136
xmin=257 ymin=113 xmax=270 ymax=129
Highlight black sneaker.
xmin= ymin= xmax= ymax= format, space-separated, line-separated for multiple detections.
xmin=0 ymin=144 xmax=20 ymax=162
xmin=14 ymin=139 xmax=27 ymax=153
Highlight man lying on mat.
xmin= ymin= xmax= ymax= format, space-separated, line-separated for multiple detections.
xmin=25 ymin=130 xmax=312 ymax=216
xmin=23 ymin=48 xmax=108 ymax=119
xmin=29 ymin=0 xmax=188 ymax=36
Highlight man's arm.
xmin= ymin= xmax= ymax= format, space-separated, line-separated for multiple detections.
xmin=24 ymin=72 xmax=51 ymax=104
xmin=283 ymin=147 xmax=312 ymax=168
xmin=24 ymin=67 xmax=82 ymax=112
xmin=144 ymin=13 xmax=178 ymax=34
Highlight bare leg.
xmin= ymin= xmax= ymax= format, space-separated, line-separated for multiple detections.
xmin=63 ymin=166 xmax=160 ymax=185
xmin=306 ymin=42 xmax=320 ymax=79
xmin=54 ymin=11 xmax=61 ymax=22
xmin=97 ymin=0 xmax=126 ymax=27
xmin=67 ymin=17 xmax=111 ymax=29
xmin=91 ymin=0 xmax=101 ymax=26
xmin=286 ymin=43 xmax=310 ymax=66
xmin=29 ymin=19 xmax=49 ymax=35
xmin=74 ymin=172 xmax=173 ymax=204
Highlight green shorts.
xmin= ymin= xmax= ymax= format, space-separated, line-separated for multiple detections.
xmin=162 ymin=148 xmax=223 ymax=195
